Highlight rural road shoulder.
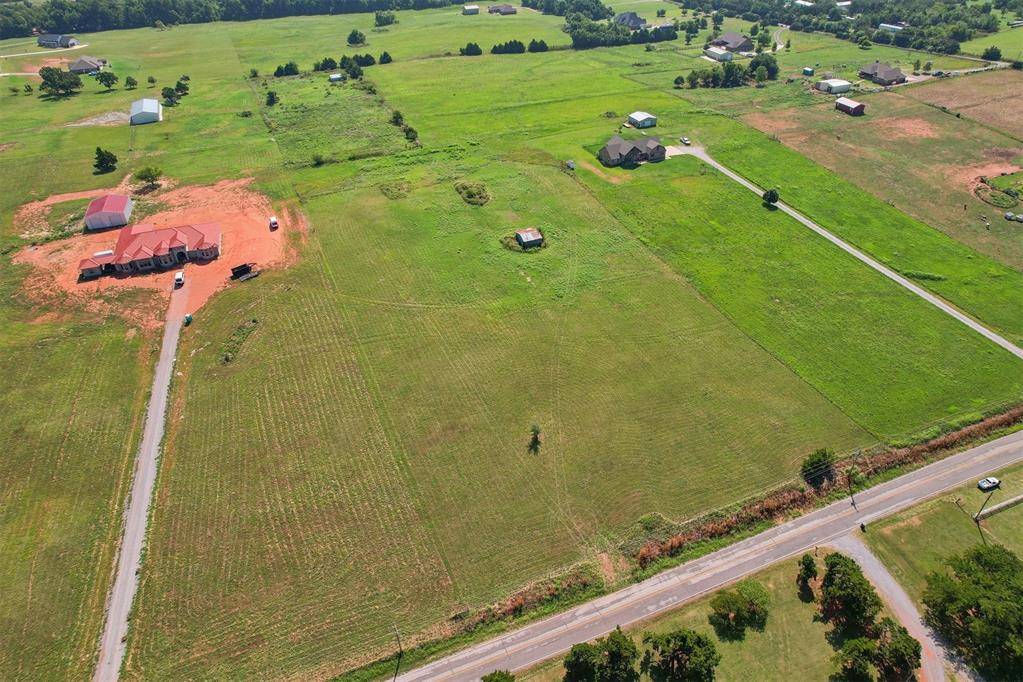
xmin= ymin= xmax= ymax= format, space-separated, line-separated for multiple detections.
xmin=94 ymin=284 xmax=188 ymax=682
xmin=399 ymin=429 xmax=1023 ymax=680
xmin=828 ymin=534 xmax=975 ymax=682
xmin=668 ymin=146 xmax=1023 ymax=362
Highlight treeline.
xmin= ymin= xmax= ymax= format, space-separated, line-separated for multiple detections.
xmin=0 ymin=0 xmax=456 ymax=40
xmin=459 ymin=39 xmax=549 ymax=55
xmin=675 ymin=53 xmax=779 ymax=88
xmin=565 ymin=15 xmax=677 ymax=49
xmin=519 ymin=0 xmax=611 ymax=20
xmin=675 ymin=0 xmax=1003 ymax=54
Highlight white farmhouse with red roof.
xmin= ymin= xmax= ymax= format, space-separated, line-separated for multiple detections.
xmin=84 ymin=194 xmax=134 ymax=231
xmin=79 ymin=223 xmax=222 ymax=279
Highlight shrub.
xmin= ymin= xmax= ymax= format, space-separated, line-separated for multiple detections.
xmin=800 ymin=447 xmax=834 ymax=487
xmin=527 ymin=38 xmax=549 ymax=52
xmin=379 ymin=51 xmax=393 ymax=64
xmin=709 ymin=579 xmax=769 ymax=638
xmin=374 ymin=10 xmax=397 ymax=26
xmin=460 ymin=42 xmax=483 ymax=56
xmin=265 ymin=90 xmax=279 ymax=106
xmin=134 ymin=166 xmax=162 ymax=186
xmin=347 ymin=29 xmax=366 ymax=45
xmin=93 ymin=147 xmax=117 ymax=174
xmin=982 ymin=45 xmax=1002 ymax=61
xmin=455 ymin=181 xmax=490 ymax=205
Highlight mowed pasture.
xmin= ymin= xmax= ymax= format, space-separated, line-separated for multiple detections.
xmin=743 ymin=85 xmax=1023 ymax=273
xmin=1 ymin=4 xmax=1023 ymax=679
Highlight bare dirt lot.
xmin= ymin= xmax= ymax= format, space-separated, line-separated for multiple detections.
xmin=66 ymin=111 xmax=130 ymax=127
xmin=904 ymin=69 xmax=1023 ymax=139
xmin=15 ymin=179 xmax=300 ymax=326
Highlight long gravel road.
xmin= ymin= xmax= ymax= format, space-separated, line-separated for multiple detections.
xmin=94 ymin=283 xmax=188 ymax=682
xmin=399 ymin=428 xmax=1023 ymax=680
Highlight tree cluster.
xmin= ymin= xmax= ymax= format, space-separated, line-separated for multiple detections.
xmin=0 ymin=0 xmax=455 ymax=41
xmin=675 ymin=53 xmax=778 ymax=90
xmin=520 ymin=0 xmax=612 ymax=20
xmin=565 ymin=15 xmax=677 ymax=49
xmin=491 ymin=39 xmax=526 ymax=54
xmin=923 ymin=544 xmax=1023 ymax=679
xmin=708 ymin=579 xmax=770 ymax=640
xmin=562 ymin=625 xmax=720 ymax=682
xmin=273 ymin=61 xmax=301 ymax=77
xmin=374 ymin=10 xmax=397 ymax=26
xmin=38 ymin=66 xmax=82 ymax=96
xmin=460 ymin=42 xmax=483 ymax=56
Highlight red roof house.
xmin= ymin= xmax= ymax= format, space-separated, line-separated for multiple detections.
xmin=84 ymin=194 xmax=134 ymax=231
xmin=79 ymin=223 xmax=222 ymax=278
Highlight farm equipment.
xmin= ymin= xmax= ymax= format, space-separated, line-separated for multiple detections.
xmin=230 ymin=263 xmax=260 ymax=282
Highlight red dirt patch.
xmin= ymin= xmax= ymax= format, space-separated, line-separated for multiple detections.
xmin=871 ymin=116 xmax=940 ymax=140
xmin=23 ymin=57 xmax=70 ymax=74
xmin=942 ymin=150 xmax=1023 ymax=193
xmin=14 ymin=178 xmax=302 ymax=326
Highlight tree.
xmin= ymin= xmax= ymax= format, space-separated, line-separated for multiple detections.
xmin=801 ymin=447 xmax=834 ymax=488
xmin=174 ymin=80 xmax=189 ymax=95
xmin=754 ymin=64 xmax=768 ymax=85
xmin=874 ymin=617 xmax=921 ymax=680
xmin=709 ymin=579 xmax=769 ymax=638
xmin=642 ymin=628 xmax=720 ymax=682
xmin=125 ymin=75 xmax=138 ymax=89
xmin=563 ymin=627 xmax=639 ymax=681
xmin=249 ymin=68 xmax=259 ymax=78
xmin=785 ymin=38 xmax=791 ymax=49
xmin=832 ymin=637 xmax=877 ymax=681
xmin=686 ymin=70 xmax=700 ymax=88
xmin=913 ymin=58 xmax=922 ymax=72
xmin=96 ymin=71 xmax=119 ymax=90
xmin=923 ymin=544 xmax=1023 ymax=679
xmin=161 ymin=86 xmax=178 ymax=105
xmin=563 ymin=642 xmax=600 ymax=681
xmin=747 ymin=53 xmax=779 ymax=80
xmin=656 ymin=8 xmax=666 ymax=17
xmin=134 ymin=166 xmax=163 ymax=187
xmin=374 ymin=10 xmax=397 ymax=26
xmin=460 ymin=42 xmax=483 ymax=56
xmin=147 ymin=75 xmax=156 ymax=86
xmin=348 ymin=29 xmax=366 ymax=45
xmin=391 ymin=110 xmax=404 ymax=126
xmin=528 ymin=39 xmax=549 ymax=52
xmin=924 ymin=60 xmax=933 ymax=71
xmin=380 ymin=51 xmax=393 ymax=64
xmin=179 ymin=74 xmax=190 ymax=82
xmin=265 ymin=90 xmax=279 ymax=106
xmin=38 ymin=66 xmax=82 ymax=96
xmin=481 ymin=671 xmax=515 ymax=682
xmin=762 ymin=187 xmax=780 ymax=205
xmin=528 ymin=424 xmax=541 ymax=454
xmin=23 ymin=82 xmax=32 ymax=94
xmin=982 ymin=45 xmax=1002 ymax=61
xmin=93 ymin=147 xmax=117 ymax=174
xmin=798 ymin=553 xmax=818 ymax=587
xmin=821 ymin=553 xmax=882 ymax=633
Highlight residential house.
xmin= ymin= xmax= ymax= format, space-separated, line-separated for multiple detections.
xmin=488 ymin=4 xmax=517 ymax=14
xmin=68 ymin=56 xmax=105 ymax=74
xmin=835 ymin=97 xmax=866 ymax=116
xmin=129 ymin=98 xmax=163 ymax=125
xmin=84 ymin=194 xmax=134 ymax=231
xmin=597 ymin=135 xmax=666 ymax=167
xmin=79 ymin=223 xmax=222 ymax=279
xmin=37 ymin=34 xmax=78 ymax=48
xmin=627 ymin=111 xmax=657 ymax=128
xmin=709 ymin=31 xmax=753 ymax=52
xmin=859 ymin=61 xmax=907 ymax=85
xmin=614 ymin=12 xmax=647 ymax=30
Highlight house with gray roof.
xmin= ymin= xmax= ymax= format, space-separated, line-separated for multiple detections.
xmin=37 ymin=34 xmax=79 ymax=48
xmin=597 ymin=135 xmax=666 ymax=167
xmin=614 ymin=12 xmax=647 ymax=30
xmin=68 ymin=56 xmax=106 ymax=74
xmin=859 ymin=61 xmax=907 ymax=85
xmin=709 ymin=31 xmax=753 ymax=52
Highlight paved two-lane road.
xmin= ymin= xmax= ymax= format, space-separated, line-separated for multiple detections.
xmin=94 ymin=284 xmax=189 ymax=682
xmin=400 ymin=429 xmax=1023 ymax=680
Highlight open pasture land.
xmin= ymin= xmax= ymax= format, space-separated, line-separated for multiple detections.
xmin=867 ymin=461 xmax=1023 ymax=604
xmin=960 ymin=23 xmax=1023 ymax=60
xmin=743 ymin=85 xmax=1023 ymax=273
xmin=904 ymin=68 xmax=1023 ymax=140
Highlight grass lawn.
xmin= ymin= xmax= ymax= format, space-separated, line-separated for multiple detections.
xmin=520 ymin=557 xmax=838 ymax=681
xmin=960 ymin=18 xmax=1023 ymax=60
xmin=1 ymin=5 xmax=1023 ymax=679
xmin=867 ymin=460 xmax=1023 ymax=605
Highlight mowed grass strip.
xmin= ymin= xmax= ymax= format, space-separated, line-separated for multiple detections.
xmin=124 ymin=161 xmax=869 ymax=678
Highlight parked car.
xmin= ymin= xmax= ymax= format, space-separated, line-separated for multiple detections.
xmin=978 ymin=477 xmax=1001 ymax=492
xmin=1006 ymin=212 xmax=1016 ymax=221
xmin=681 ymin=137 xmax=691 ymax=146
xmin=269 ymin=216 xmax=279 ymax=230
xmin=174 ymin=270 xmax=185 ymax=287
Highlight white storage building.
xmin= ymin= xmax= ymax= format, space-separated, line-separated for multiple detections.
xmin=129 ymin=99 xmax=163 ymax=126
xmin=815 ymin=78 xmax=852 ymax=94
xmin=704 ymin=46 xmax=733 ymax=62
xmin=627 ymin=111 xmax=657 ymax=128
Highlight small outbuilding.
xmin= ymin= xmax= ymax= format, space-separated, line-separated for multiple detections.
xmin=802 ymin=67 xmax=815 ymax=76
xmin=878 ymin=22 xmax=905 ymax=32
xmin=84 ymin=194 xmax=134 ymax=231
xmin=627 ymin=111 xmax=657 ymax=128
xmin=515 ymin=228 xmax=544 ymax=249
xmin=463 ymin=4 xmax=479 ymax=13
xmin=328 ymin=73 xmax=344 ymax=82
xmin=704 ymin=46 xmax=733 ymax=62
xmin=835 ymin=97 xmax=865 ymax=116
xmin=68 ymin=56 xmax=105 ymax=74
xmin=129 ymin=98 xmax=163 ymax=126
xmin=815 ymin=78 xmax=852 ymax=94
xmin=37 ymin=34 xmax=79 ymax=48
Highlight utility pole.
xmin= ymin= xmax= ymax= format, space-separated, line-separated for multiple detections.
xmin=392 ymin=625 xmax=403 ymax=682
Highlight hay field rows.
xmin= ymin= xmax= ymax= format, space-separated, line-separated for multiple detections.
xmin=1 ymin=4 xmax=1022 ymax=679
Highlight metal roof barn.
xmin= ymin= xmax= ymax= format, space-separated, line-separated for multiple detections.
xmin=129 ymin=99 xmax=163 ymax=126
xmin=84 ymin=194 xmax=134 ymax=231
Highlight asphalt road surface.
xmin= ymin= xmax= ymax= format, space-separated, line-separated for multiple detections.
xmin=399 ymin=429 xmax=1023 ymax=680
xmin=94 ymin=284 xmax=188 ymax=682
xmin=669 ymin=146 xmax=1023 ymax=362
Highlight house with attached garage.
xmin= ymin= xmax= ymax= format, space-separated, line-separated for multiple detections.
xmin=709 ymin=31 xmax=753 ymax=52
xmin=598 ymin=135 xmax=665 ymax=167
xmin=859 ymin=61 xmax=907 ymax=85
xmin=37 ymin=34 xmax=79 ymax=48
xmin=68 ymin=56 xmax=106 ymax=74
xmin=79 ymin=223 xmax=222 ymax=279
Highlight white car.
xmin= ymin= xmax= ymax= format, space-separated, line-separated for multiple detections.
xmin=269 ymin=216 xmax=279 ymax=230
xmin=680 ymin=136 xmax=692 ymax=146
xmin=174 ymin=271 xmax=185 ymax=287
xmin=977 ymin=477 xmax=1001 ymax=492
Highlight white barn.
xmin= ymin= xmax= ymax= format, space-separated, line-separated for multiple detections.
xmin=129 ymin=99 xmax=163 ymax=126
xmin=627 ymin=111 xmax=657 ymax=128
xmin=463 ymin=4 xmax=479 ymax=13
xmin=815 ymin=78 xmax=852 ymax=94
xmin=84 ymin=194 xmax=134 ymax=231
xmin=704 ymin=46 xmax=733 ymax=62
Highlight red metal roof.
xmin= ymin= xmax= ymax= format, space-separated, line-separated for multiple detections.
xmin=85 ymin=194 xmax=131 ymax=217
xmin=516 ymin=228 xmax=543 ymax=241
xmin=79 ymin=223 xmax=221 ymax=272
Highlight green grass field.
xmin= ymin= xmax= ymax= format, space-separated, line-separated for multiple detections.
xmin=867 ymin=461 xmax=1023 ymax=604
xmin=520 ymin=557 xmax=838 ymax=681
xmin=2 ymin=5 xmax=1023 ymax=679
